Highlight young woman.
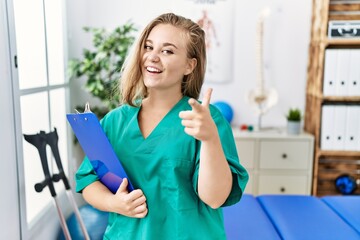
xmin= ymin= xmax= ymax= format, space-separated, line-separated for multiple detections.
xmin=75 ymin=13 xmax=248 ymax=239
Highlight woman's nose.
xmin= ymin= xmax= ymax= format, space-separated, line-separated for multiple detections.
xmin=148 ymin=53 xmax=160 ymax=62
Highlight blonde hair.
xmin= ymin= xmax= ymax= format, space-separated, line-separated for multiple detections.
xmin=119 ymin=13 xmax=206 ymax=106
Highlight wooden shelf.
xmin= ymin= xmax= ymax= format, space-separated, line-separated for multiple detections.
xmin=322 ymin=96 xmax=360 ymax=102
xmin=316 ymin=153 xmax=360 ymax=196
xmin=325 ymin=38 xmax=360 ymax=47
xmin=317 ymin=150 xmax=360 ymax=158
xmin=328 ymin=2 xmax=360 ymax=21
xmin=305 ymin=0 xmax=360 ymax=196
xmin=328 ymin=14 xmax=360 ymax=21
xmin=329 ymin=3 xmax=360 ymax=12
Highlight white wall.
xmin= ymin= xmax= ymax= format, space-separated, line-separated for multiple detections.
xmin=66 ymin=0 xmax=312 ymax=129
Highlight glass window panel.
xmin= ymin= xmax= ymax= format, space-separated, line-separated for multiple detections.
xmin=20 ymin=92 xmax=51 ymax=224
xmin=13 ymin=0 xmax=47 ymax=90
xmin=50 ymin=88 xmax=68 ymax=193
xmin=45 ymin=0 xmax=66 ymax=86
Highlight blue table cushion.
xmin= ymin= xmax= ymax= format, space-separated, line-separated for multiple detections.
xmin=223 ymin=194 xmax=280 ymax=240
xmin=322 ymin=196 xmax=360 ymax=235
xmin=257 ymin=195 xmax=360 ymax=240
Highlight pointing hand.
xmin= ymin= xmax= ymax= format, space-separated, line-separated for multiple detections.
xmin=179 ymin=88 xmax=217 ymax=141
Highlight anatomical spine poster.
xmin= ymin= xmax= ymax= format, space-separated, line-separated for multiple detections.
xmin=173 ymin=0 xmax=234 ymax=83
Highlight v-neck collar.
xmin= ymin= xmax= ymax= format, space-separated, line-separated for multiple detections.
xmin=135 ymin=96 xmax=189 ymax=141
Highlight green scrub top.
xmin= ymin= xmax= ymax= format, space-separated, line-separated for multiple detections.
xmin=75 ymin=96 xmax=248 ymax=240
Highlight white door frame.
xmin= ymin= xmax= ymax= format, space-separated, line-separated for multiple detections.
xmin=0 ymin=0 xmax=21 ymax=238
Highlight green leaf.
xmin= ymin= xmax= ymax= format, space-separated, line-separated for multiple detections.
xmin=286 ymin=108 xmax=302 ymax=121
xmin=67 ymin=21 xmax=137 ymax=116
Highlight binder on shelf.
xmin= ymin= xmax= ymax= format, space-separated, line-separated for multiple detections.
xmin=332 ymin=105 xmax=347 ymax=151
xmin=321 ymin=105 xmax=335 ymax=150
xmin=347 ymin=50 xmax=360 ymax=97
xmin=344 ymin=106 xmax=359 ymax=151
xmin=335 ymin=50 xmax=350 ymax=96
xmin=323 ymin=49 xmax=337 ymax=96
xmin=66 ymin=104 xmax=134 ymax=193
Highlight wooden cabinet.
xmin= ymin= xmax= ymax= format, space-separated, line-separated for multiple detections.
xmin=233 ymin=129 xmax=314 ymax=195
xmin=304 ymin=0 xmax=360 ymax=196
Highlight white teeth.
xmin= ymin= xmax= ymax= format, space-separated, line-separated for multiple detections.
xmin=146 ymin=66 xmax=161 ymax=73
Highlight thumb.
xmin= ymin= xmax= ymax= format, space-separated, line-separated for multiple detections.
xmin=116 ymin=178 xmax=129 ymax=194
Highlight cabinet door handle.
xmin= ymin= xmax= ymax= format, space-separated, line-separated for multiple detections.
xmin=280 ymin=187 xmax=286 ymax=193
xmin=282 ymin=153 xmax=287 ymax=159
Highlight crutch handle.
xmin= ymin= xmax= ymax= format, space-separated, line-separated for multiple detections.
xmin=34 ymin=179 xmax=47 ymax=192
xmin=52 ymin=173 xmax=61 ymax=182
xmin=51 ymin=171 xmax=71 ymax=190
xmin=34 ymin=177 xmax=56 ymax=197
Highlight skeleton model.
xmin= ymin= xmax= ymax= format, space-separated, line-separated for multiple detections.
xmin=246 ymin=8 xmax=278 ymax=130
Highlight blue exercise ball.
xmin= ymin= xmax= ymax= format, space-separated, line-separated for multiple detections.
xmin=58 ymin=204 xmax=108 ymax=240
xmin=335 ymin=174 xmax=357 ymax=195
xmin=213 ymin=101 xmax=234 ymax=123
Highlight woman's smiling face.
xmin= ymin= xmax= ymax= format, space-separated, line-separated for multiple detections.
xmin=141 ymin=24 xmax=196 ymax=93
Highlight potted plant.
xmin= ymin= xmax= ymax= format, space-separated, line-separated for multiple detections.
xmin=68 ymin=22 xmax=137 ymax=119
xmin=286 ymin=108 xmax=302 ymax=134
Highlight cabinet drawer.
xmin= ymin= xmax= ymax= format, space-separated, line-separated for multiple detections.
xmin=235 ymin=139 xmax=255 ymax=169
xmin=258 ymin=175 xmax=308 ymax=195
xmin=259 ymin=140 xmax=310 ymax=170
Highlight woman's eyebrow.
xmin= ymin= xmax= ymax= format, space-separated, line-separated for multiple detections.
xmin=145 ymin=39 xmax=178 ymax=49
xmin=163 ymin=42 xmax=178 ymax=49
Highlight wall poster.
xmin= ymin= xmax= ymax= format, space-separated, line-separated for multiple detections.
xmin=173 ymin=0 xmax=235 ymax=83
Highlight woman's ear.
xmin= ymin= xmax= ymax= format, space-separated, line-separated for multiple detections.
xmin=184 ymin=58 xmax=197 ymax=75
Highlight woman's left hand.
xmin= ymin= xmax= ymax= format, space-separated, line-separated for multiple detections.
xmin=179 ymin=88 xmax=217 ymax=142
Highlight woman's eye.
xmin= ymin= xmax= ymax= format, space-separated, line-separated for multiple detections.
xmin=162 ymin=50 xmax=173 ymax=54
xmin=144 ymin=45 xmax=152 ymax=50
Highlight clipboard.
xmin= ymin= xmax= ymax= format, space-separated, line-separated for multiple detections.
xmin=67 ymin=104 xmax=134 ymax=193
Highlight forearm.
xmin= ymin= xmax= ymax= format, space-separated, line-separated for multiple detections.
xmin=197 ymin=135 xmax=233 ymax=209
xmin=82 ymin=181 xmax=115 ymax=212
xmin=178 ymin=90 xmax=233 ymax=208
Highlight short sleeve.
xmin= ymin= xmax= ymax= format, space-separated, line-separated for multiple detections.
xmin=192 ymin=105 xmax=249 ymax=207
xmin=75 ymin=156 xmax=99 ymax=193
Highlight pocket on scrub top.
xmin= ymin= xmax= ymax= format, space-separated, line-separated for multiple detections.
xmin=162 ymin=157 xmax=198 ymax=211
xmin=103 ymin=213 xmax=137 ymax=239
